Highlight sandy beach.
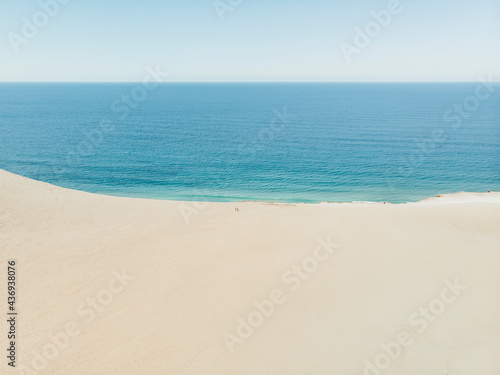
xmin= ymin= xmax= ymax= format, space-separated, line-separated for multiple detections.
xmin=1 ymin=168 xmax=500 ymax=375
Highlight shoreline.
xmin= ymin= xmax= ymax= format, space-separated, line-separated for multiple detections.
xmin=1 ymin=168 xmax=499 ymax=206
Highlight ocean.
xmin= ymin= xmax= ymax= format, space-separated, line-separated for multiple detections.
xmin=0 ymin=83 xmax=499 ymax=203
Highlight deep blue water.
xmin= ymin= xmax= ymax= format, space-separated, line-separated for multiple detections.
xmin=0 ymin=83 xmax=499 ymax=203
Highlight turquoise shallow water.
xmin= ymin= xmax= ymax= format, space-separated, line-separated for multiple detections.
xmin=0 ymin=83 xmax=499 ymax=203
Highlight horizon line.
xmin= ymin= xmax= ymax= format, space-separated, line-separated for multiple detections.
xmin=0 ymin=81 xmax=495 ymax=84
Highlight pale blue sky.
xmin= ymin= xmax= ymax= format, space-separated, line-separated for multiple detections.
xmin=0 ymin=0 xmax=499 ymax=81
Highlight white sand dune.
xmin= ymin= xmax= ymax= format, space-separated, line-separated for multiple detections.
xmin=1 ymin=169 xmax=499 ymax=375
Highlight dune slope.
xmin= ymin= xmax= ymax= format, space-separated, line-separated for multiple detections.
xmin=1 ymin=169 xmax=500 ymax=375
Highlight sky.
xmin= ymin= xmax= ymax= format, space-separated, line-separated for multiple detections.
xmin=0 ymin=0 xmax=499 ymax=82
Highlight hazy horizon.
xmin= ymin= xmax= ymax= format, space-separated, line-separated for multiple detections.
xmin=1 ymin=80 xmax=499 ymax=84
